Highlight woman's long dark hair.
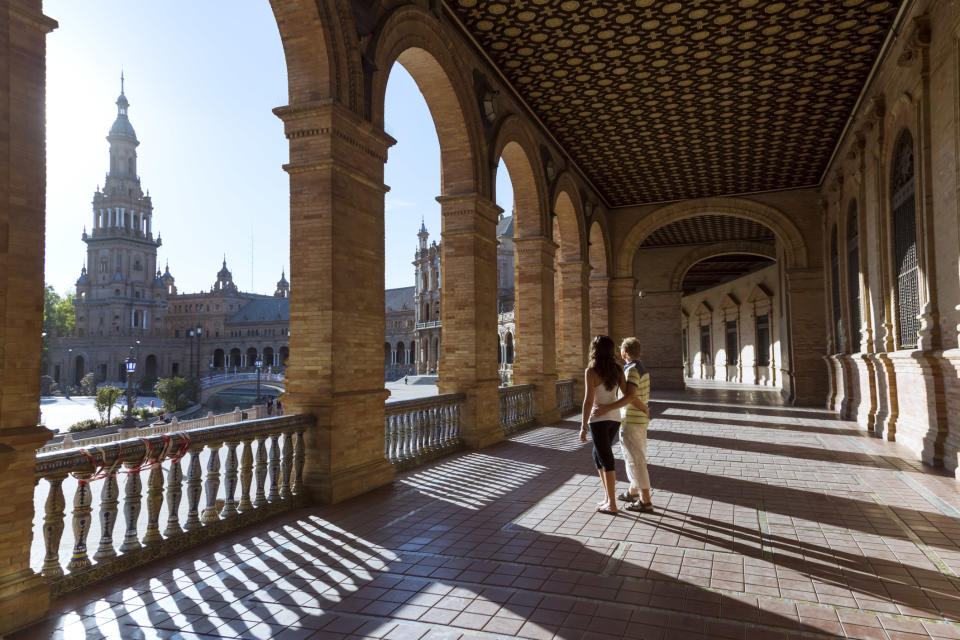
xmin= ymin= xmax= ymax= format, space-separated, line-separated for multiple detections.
xmin=588 ymin=335 xmax=620 ymax=391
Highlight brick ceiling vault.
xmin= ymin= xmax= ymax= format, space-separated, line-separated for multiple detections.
xmin=446 ymin=0 xmax=904 ymax=208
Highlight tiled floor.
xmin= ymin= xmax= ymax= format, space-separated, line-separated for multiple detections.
xmin=15 ymin=388 xmax=960 ymax=639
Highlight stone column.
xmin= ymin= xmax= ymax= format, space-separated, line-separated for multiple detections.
xmin=786 ymin=267 xmax=830 ymax=406
xmin=436 ymin=194 xmax=502 ymax=449
xmin=556 ymin=261 xmax=591 ymax=389
xmin=609 ymin=277 xmax=636 ymax=349
xmin=0 ymin=3 xmax=58 ymax=635
xmin=513 ymin=236 xmax=559 ymax=424
xmin=636 ymin=291 xmax=685 ymax=390
xmin=589 ymin=275 xmax=610 ymax=337
xmin=274 ymin=101 xmax=395 ymax=503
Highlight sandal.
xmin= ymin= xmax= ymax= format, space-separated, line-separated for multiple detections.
xmin=596 ymin=506 xmax=619 ymax=515
xmin=625 ymin=501 xmax=654 ymax=513
xmin=617 ymin=491 xmax=640 ymax=502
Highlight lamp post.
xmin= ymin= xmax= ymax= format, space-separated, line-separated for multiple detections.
xmin=194 ymin=326 xmax=202 ymax=379
xmin=66 ymin=348 xmax=72 ymax=399
xmin=254 ymin=355 xmax=263 ymax=403
xmin=124 ymin=349 xmax=137 ymax=428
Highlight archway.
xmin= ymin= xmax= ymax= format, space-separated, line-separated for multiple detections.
xmin=552 ymin=186 xmax=588 ymax=384
xmin=73 ymin=355 xmax=85 ymax=387
xmin=588 ymin=220 xmax=610 ymax=338
xmin=144 ymin=354 xmax=159 ymax=380
xmin=229 ymin=348 xmax=242 ymax=370
xmin=263 ymin=346 xmax=275 ymax=369
xmin=246 ymin=347 xmax=258 ymax=369
xmin=212 ymin=349 xmax=225 ymax=369
xmin=278 ymin=346 xmax=289 ymax=367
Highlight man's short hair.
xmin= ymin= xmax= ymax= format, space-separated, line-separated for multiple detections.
xmin=621 ymin=337 xmax=643 ymax=360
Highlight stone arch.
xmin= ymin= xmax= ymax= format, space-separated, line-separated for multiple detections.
xmin=669 ymin=241 xmax=777 ymax=292
xmin=588 ymin=219 xmax=611 ymax=278
xmin=370 ymin=6 xmax=484 ymax=195
xmin=492 ymin=116 xmax=549 ymax=237
xmin=551 ymin=174 xmax=586 ymax=262
xmin=614 ymin=197 xmax=809 ymax=277
xmin=270 ymin=0 xmax=358 ymax=110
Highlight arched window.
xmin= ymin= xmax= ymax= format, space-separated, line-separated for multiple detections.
xmin=891 ymin=129 xmax=919 ymax=349
xmin=505 ymin=333 xmax=514 ymax=365
xmin=830 ymin=224 xmax=842 ymax=352
xmin=847 ymin=201 xmax=861 ymax=352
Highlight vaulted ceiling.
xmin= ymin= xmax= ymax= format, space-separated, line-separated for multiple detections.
xmin=448 ymin=0 xmax=903 ymax=208
xmin=641 ymin=214 xmax=774 ymax=247
xmin=682 ymin=254 xmax=775 ymax=294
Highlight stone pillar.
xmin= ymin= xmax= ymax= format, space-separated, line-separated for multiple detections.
xmin=589 ymin=276 xmax=609 ymax=337
xmin=513 ymin=236 xmax=559 ymax=424
xmin=556 ymin=261 xmax=591 ymax=388
xmin=436 ymin=194 xmax=502 ymax=449
xmin=0 ymin=3 xmax=58 ymax=635
xmin=609 ymin=277 xmax=636 ymax=349
xmin=636 ymin=291 xmax=685 ymax=390
xmin=786 ymin=268 xmax=829 ymax=406
xmin=274 ymin=101 xmax=394 ymax=503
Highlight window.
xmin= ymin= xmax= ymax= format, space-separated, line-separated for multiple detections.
xmin=830 ymin=224 xmax=842 ymax=352
xmin=756 ymin=315 xmax=770 ymax=366
xmin=891 ymin=129 xmax=919 ymax=349
xmin=725 ymin=321 xmax=738 ymax=365
xmin=847 ymin=201 xmax=861 ymax=352
xmin=699 ymin=324 xmax=711 ymax=364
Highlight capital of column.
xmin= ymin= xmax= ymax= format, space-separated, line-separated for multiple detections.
xmin=437 ymin=193 xmax=502 ymax=237
xmin=608 ymin=276 xmax=636 ymax=299
xmin=557 ymin=260 xmax=592 ymax=284
xmin=514 ymin=236 xmax=558 ymax=268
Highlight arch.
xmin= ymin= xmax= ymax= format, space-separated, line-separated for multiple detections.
xmin=246 ymin=347 xmax=259 ymax=367
xmin=279 ymin=345 xmax=290 ymax=367
xmin=846 ymin=200 xmax=862 ymax=352
xmin=229 ymin=347 xmax=242 ymax=369
xmin=144 ymin=354 xmax=159 ymax=379
xmin=551 ymin=174 xmax=587 ymax=262
xmin=73 ymin=355 xmax=86 ymax=387
xmin=505 ymin=332 xmax=514 ymax=365
xmin=588 ymin=220 xmax=611 ymax=278
xmin=395 ymin=341 xmax=405 ymax=365
xmin=371 ymin=6 xmax=483 ymax=195
xmin=492 ymin=115 xmax=550 ymax=237
xmin=830 ymin=224 xmax=842 ymax=351
xmin=669 ymin=241 xmax=777 ymax=292
xmin=263 ymin=346 xmax=275 ymax=368
xmin=615 ymin=197 xmax=809 ymax=277
xmin=212 ymin=349 xmax=225 ymax=369
xmin=890 ymin=127 xmax=919 ymax=350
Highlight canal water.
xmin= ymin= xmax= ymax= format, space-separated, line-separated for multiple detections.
xmin=202 ymin=385 xmax=281 ymax=414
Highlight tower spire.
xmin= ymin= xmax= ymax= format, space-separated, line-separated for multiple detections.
xmin=120 ymin=69 xmax=125 ymax=95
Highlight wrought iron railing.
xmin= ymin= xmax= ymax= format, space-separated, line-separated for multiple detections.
xmin=34 ymin=414 xmax=311 ymax=596
xmin=499 ymin=384 xmax=536 ymax=435
xmin=384 ymin=394 xmax=464 ymax=469
xmin=556 ymin=378 xmax=575 ymax=413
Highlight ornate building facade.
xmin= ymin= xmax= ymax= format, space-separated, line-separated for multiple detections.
xmin=47 ymin=87 xmax=291 ymax=388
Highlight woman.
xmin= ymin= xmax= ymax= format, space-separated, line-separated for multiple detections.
xmin=580 ymin=335 xmax=629 ymax=514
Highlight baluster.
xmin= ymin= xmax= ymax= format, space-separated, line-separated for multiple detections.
xmin=200 ymin=444 xmax=222 ymax=523
xmin=413 ymin=409 xmax=424 ymax=459
xmin=438 ymin=406 xmax=447 ymax=448
xmin=238 ymin=439 xmax=254 ymax=513
xmin=267 ymin=433 xmax=281 ymax=502
xmin=118 ymin=461 xmax=143 ymax=553
xmin=93 ymin=467 xmax=120 ymax=561
xmin=398 ymin=413 xmax=408 ymax=462
xmin=142 ymin=456 xmax=165 ymax=545
xmin=41 ymin=475 xmax=67 ymax=579
xmin=280 ymin=431 xmax=294 ymax=499
xmin=184 ymin=448 xmax=203 ymax=531
xmin=293 ymin=428 xmax=306 ymax=495
xmin=163 ymin=455 xmax=183 ymax=537
xmin=432 ymin=406 xmax=441 ymax=450
xmin=427 ymin=407 xmax=436 ymax=451
xmin=455 ymin=402 xmax=462 ymax=441
xmin=221 ymin=440 xmax=240 ymax=518
xmin=67 ymin=473 xmax=94 ymax=572
xmin=253 ymin=435 xmax=268 ymax=508
xmin=384 ymin=415 xmax=391 ymax=461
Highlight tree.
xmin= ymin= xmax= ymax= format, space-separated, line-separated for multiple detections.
xmin=155 ymin=377 xmax=200 ymax=412
xmin=80 ymin=372 xmax=96 ymax=396
xmin=42 ymin=285 xmax=76 ymax=373
xmin=94 ymin=386 xmax=123 ymax=424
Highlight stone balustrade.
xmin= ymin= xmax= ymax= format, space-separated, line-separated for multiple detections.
xmin=556 ymin=378 xmax=576 ymax=413
xmin=39 ymin=405 xmax=270 ymax=454
xmin=384 ymin=394 xmax=464 ymax=469
xmin=498 ymin=384 xmax=536 ymax=435
xmin=34 ymin=414 xmax=312 ymax=596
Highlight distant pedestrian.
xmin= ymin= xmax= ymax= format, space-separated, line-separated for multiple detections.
xmin=276 ymin=400 xmax=283 ymax=416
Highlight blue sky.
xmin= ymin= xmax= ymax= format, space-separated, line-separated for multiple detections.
xmin=44 ymin=1 xmax=513 ymax=296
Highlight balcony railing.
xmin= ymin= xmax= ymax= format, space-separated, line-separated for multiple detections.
xmin=415 ymin=320 xmax=441 ymax=330
xmin=556 ymin=378 xmax=576 ymax=413
xmin=384 ymin=394 xmax=464 ymax=469
xmin=498 ymin=384 xmax=536 ymax=435
xmin=35 ymin=414 xmax=312 ymax=596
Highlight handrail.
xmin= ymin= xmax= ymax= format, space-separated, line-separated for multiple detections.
xmin=556 ymin=378 xmax=576 ymax=413
xmin=499 ymin=384 xmax=536 ymax=435
xmin=384 ymin=393 xmax=464 ymax=470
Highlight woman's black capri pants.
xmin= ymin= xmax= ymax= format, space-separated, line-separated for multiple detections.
xmin=589 ymin=420 xmax=620 ymax=472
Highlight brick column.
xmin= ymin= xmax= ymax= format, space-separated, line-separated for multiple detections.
xmin=556 ymin=261 xmax=591 ymax=394
xmin=274 ymin=101 xmax=395 ymax=503
xmin=513 ymin=236 xmax=559 ymax=424
xmin=589 ymin=275 xmax=610 ymax=337
xmin=609 ymin=276 xmax=636 ymax=348
xmin=636 ymin=291 xmax=685 ymax=390
xmin=0 ymin=3 xmax=58 ymax=635
xmin=786 ymin=267 xmax=829 ymax=406
xmin=436 ymin=194 xmax=502 ymax=449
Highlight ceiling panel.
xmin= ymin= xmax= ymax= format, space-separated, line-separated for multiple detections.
xmin=641 ymin=214 xmax=774 ymax=247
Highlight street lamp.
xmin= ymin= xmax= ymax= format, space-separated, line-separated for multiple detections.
xmin=194 ymin=326 xmax=202 ymax=379
xmin=254 ymin=354 xmax=263 ymax=403
xmin=124 ymin=348 xmax=137 ymax=427
xmin=66 ymin=348 xmax=72 ymax=399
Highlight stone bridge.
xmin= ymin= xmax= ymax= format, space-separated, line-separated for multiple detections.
xmin=199 ymin=372 xmax=285 ymax=403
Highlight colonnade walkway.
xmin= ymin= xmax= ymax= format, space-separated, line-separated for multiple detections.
xmin=16 ymin=388 xmax=960 ymax=639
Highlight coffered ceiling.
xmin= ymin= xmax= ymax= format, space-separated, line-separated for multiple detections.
xmin=448 ymin=0 xmax=902 ymax=207
xmin=641 ymin=214 xmax=774 ymax=247
xmin=682 ymin=254 xmax=775 ymax=294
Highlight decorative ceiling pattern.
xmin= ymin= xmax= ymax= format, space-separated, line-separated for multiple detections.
xmin=682 ymin=254 xmax=775 ymax=294
xmin=641 ymin=214 xmax=774 ymax=247
xmin=448 ymin=0 xmax=902 ymax=207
